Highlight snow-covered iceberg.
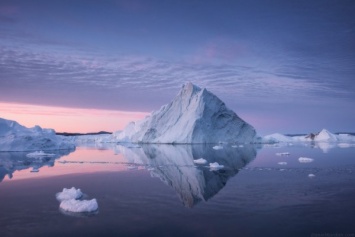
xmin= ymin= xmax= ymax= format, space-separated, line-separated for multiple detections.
xmin=0 ymin=118 xmax=75 ymax=151
xmin=113 ymin=83 xmax=256 ymax=144
xmin=262 ymin=129 xmax=355 ymax=144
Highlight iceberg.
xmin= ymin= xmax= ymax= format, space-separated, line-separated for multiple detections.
xmin=298 ymin=157 xmax=314 ymax=163
xmin=59 ymin=199 xmax=98 ymax=213
xmin=0 ymin=118 xmax=75 ymax=151
xmin=262 ymin=129 xmax=355 ymax=149
xmin=193 ymin=158 xmax=207 ymax=164
xmin=56 ymin=187 xmax=83 ymax=201
xmin=212 ymin=145 xmax=223 ymax=150
xmin=277 ymin=162 xmax=287 ymax=165
xmin=209 ymin=162 xmax=224 ymax=170
xmin=113 ymin=83 xmax=256 ymax=144
xmin=26 ymin=151 xmax=55 ymax=158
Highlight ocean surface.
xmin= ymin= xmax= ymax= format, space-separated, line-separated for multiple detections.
xmin=0 ymin=143 xmax=354 ymax=237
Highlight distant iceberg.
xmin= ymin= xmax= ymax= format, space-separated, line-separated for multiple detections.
xmin=262 ymin=129 xmax=355 ymax=144
xmin=26 ymin=151 xmax=55 ymax=158
xmin=112 ymin=83 xmax=256 ymax=144
xmin=0 ymin=118 xmax=75 ymax=152
xmin=193 ymin=158 xmax=207 ymax=164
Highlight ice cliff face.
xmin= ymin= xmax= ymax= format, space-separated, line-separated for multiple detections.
xmin=114 ymin=83 xmax=256 ymax=144
xmin=0 ymin=118 xmax=75 ymax=151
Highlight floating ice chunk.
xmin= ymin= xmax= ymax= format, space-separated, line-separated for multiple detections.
xmin=26 ymin=151 xmax=55 ymax=158
xmin=59 ymin=199 xmax=98 ymax=213
xmin=276 ymin=152 xmax=290 ymax=156
xmin=126 ymin=165 xmax=138 ymax=170
xmin=193 ymin=158 xmax=207 ymax=164
xmin=209 ymin=162 xmax=224 ymax=170
xmin=298 ymin=157 xmax=314 ymax=163
xmin=30 ymin=167 xmax=39 ymax=172
xmin=338 ymin=143 xmax=355 ymax=148
xmin=56 ymin=187 xmax=83 ymax=201
xmin=277 ymin=162 xmax=287 ymax=165
xmin=212 ymin=145 xmax=223 ymax=150
xmin=239 ymin=145 xmax=244 ymax=147
xmin=308 ymin=174 xmax=316 ymax=178
xmin=231 ymin=145 xmax=238 ymax=148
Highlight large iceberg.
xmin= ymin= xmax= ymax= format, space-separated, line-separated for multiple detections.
xmin=0 ymin=118 xmax=75 ymax=151
xmin=113 ymin=83 xmax=256 ymax=144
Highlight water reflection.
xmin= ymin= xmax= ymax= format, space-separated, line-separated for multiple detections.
xmin=0 ymin=149 xmax=75 ymax=182
xmin=118 ymin=144 xmax=257 ymax=207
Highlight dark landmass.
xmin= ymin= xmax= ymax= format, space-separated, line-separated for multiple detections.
xmin=56 ymin=131 xmax=112 ymax=136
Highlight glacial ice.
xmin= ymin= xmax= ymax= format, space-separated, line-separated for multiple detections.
xmin=298 ymin=157 xmax=314 ymax=163
xmin=26 ymin=151 xmax=55 ymax=158
xmin=56 ymin=187 xmax=83 ymax=201
xmin=0 ymin=118 xmax=75 ymax=151
xmin=277 ymin=162 xmax=287 ymax=165
xmin=209 ymin=162 xmax=224 ymax=170
xmin=59 ymin=199 xmax=98 ymax=213
xmin=112 ymin=83 xmax=256 ymax=144
xmin=193 ymin=158 xmax=207 ymax=164
xmin=212 ymin=145 xmax=223 ymax=150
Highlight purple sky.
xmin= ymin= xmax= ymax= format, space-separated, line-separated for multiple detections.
xmin=0 ymin=0 xmax=355 ymax=134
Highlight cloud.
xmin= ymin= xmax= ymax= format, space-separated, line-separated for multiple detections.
xmin=0 ymin=45 xmax=352 ymax=112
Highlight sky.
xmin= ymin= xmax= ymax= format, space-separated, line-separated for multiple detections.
xmin=0 ymin=0 xmax=354 ymax=135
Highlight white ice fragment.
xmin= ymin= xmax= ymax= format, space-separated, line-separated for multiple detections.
xmin=308 ymin=174 xmax=316 ymax=178
xmin=231 ymin=145 xmax=238 ymax=148
xmin=56 ymin=187 xmax=83 ymax=201
xmin=127 ymin=165 xmax=138 ymax=170
xmin=212 ymin=145 xmax=223 ymax=150
xmin=276 ymin=152 xmax=290 ymax=156
xmin=193 ymin=158 xmax=207 ymax=164
xmin=277 ymin=162 xmax=287 ymax=165
xmin=26 ymin=151 xmax=55 ymax=158
xmin=30 ymin=167 xmax=39 ymax=172
xmin=298 ymin=157 xmax=314 ymax=163
xmin=209 ymin=162 xmax=224 ymax=170
xmin=59 ymin=199 xmax=98 ymax=213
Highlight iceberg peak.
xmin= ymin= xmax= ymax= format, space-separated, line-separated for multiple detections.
xmin=113 ymin=83 xmax=256 ymax=144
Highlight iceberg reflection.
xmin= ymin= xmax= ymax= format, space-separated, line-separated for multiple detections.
xmin=0 ymin=149 xmax=75 ymax=182
xmin=118 ymin=144 xmax=257 ymax=207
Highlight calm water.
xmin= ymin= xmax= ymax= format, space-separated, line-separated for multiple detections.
xmin=0 ymin=143 xmax=355 ymax=237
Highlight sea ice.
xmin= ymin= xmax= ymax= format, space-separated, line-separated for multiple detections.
xmin=56 ymin=187 xmax=83 ymax=201
xmin=193 ymin=158 xmax=207 ymax=164
xmin=209 ymin=162 xmax=224 ymax=170
xmin=276 ymin=152 xmax=290 ymax=156
xmin=26 ymin=151 xmax=55 ymax=158
xmin=59 ymin=199 xmax=98 ymax=213
xmin=212 ymin=145 xmax=223 ymax=150
xmin=298 ymin=157 xmax=314 ymax=163
xmin=277 ymin=162 xmax=287 ymax=165
xmin=308 ymin=174 xmax=316 ymax=178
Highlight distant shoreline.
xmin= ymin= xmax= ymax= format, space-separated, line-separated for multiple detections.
xmin=56 ymin=131 xmax=112 ymax=136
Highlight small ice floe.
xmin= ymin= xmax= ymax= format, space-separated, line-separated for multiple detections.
xmin=308 ymin=174 xmax=316 ymax=178
xmin=30 ymin=167 xmax=39 ymax=172
xmin=231 ymin=145 xmax=238 ymax=148
xmin=277 ymin=162 xmax=287 ymax=165
xmin=338 ymin=143 xmax=355 ymax=148
xmin=193 ymin=158 xmax=207 ymax=164
xmin=59 ymin=199 xmax=98 ymax=213
xmin=209 ymin=162 xmax=224 ymax=171
xmin=239 ymin=145 xmax=244 ymax=148
xmin=276 ymin=152 xmax=290 ymax=156
xmin=298 ymin=157 xmax=314 ymax=163
xmin=26 ymin=150 xmax=55 ymax=158
xmin=147 ymin=167 xmax=155 ymax=171
xmin=56 ymin=187 xmax=83 ymax=201
xmin=126 ymin=165 xmax=138 ymax=170
xmin=212 ymin=145 xmax=223 ymax=150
